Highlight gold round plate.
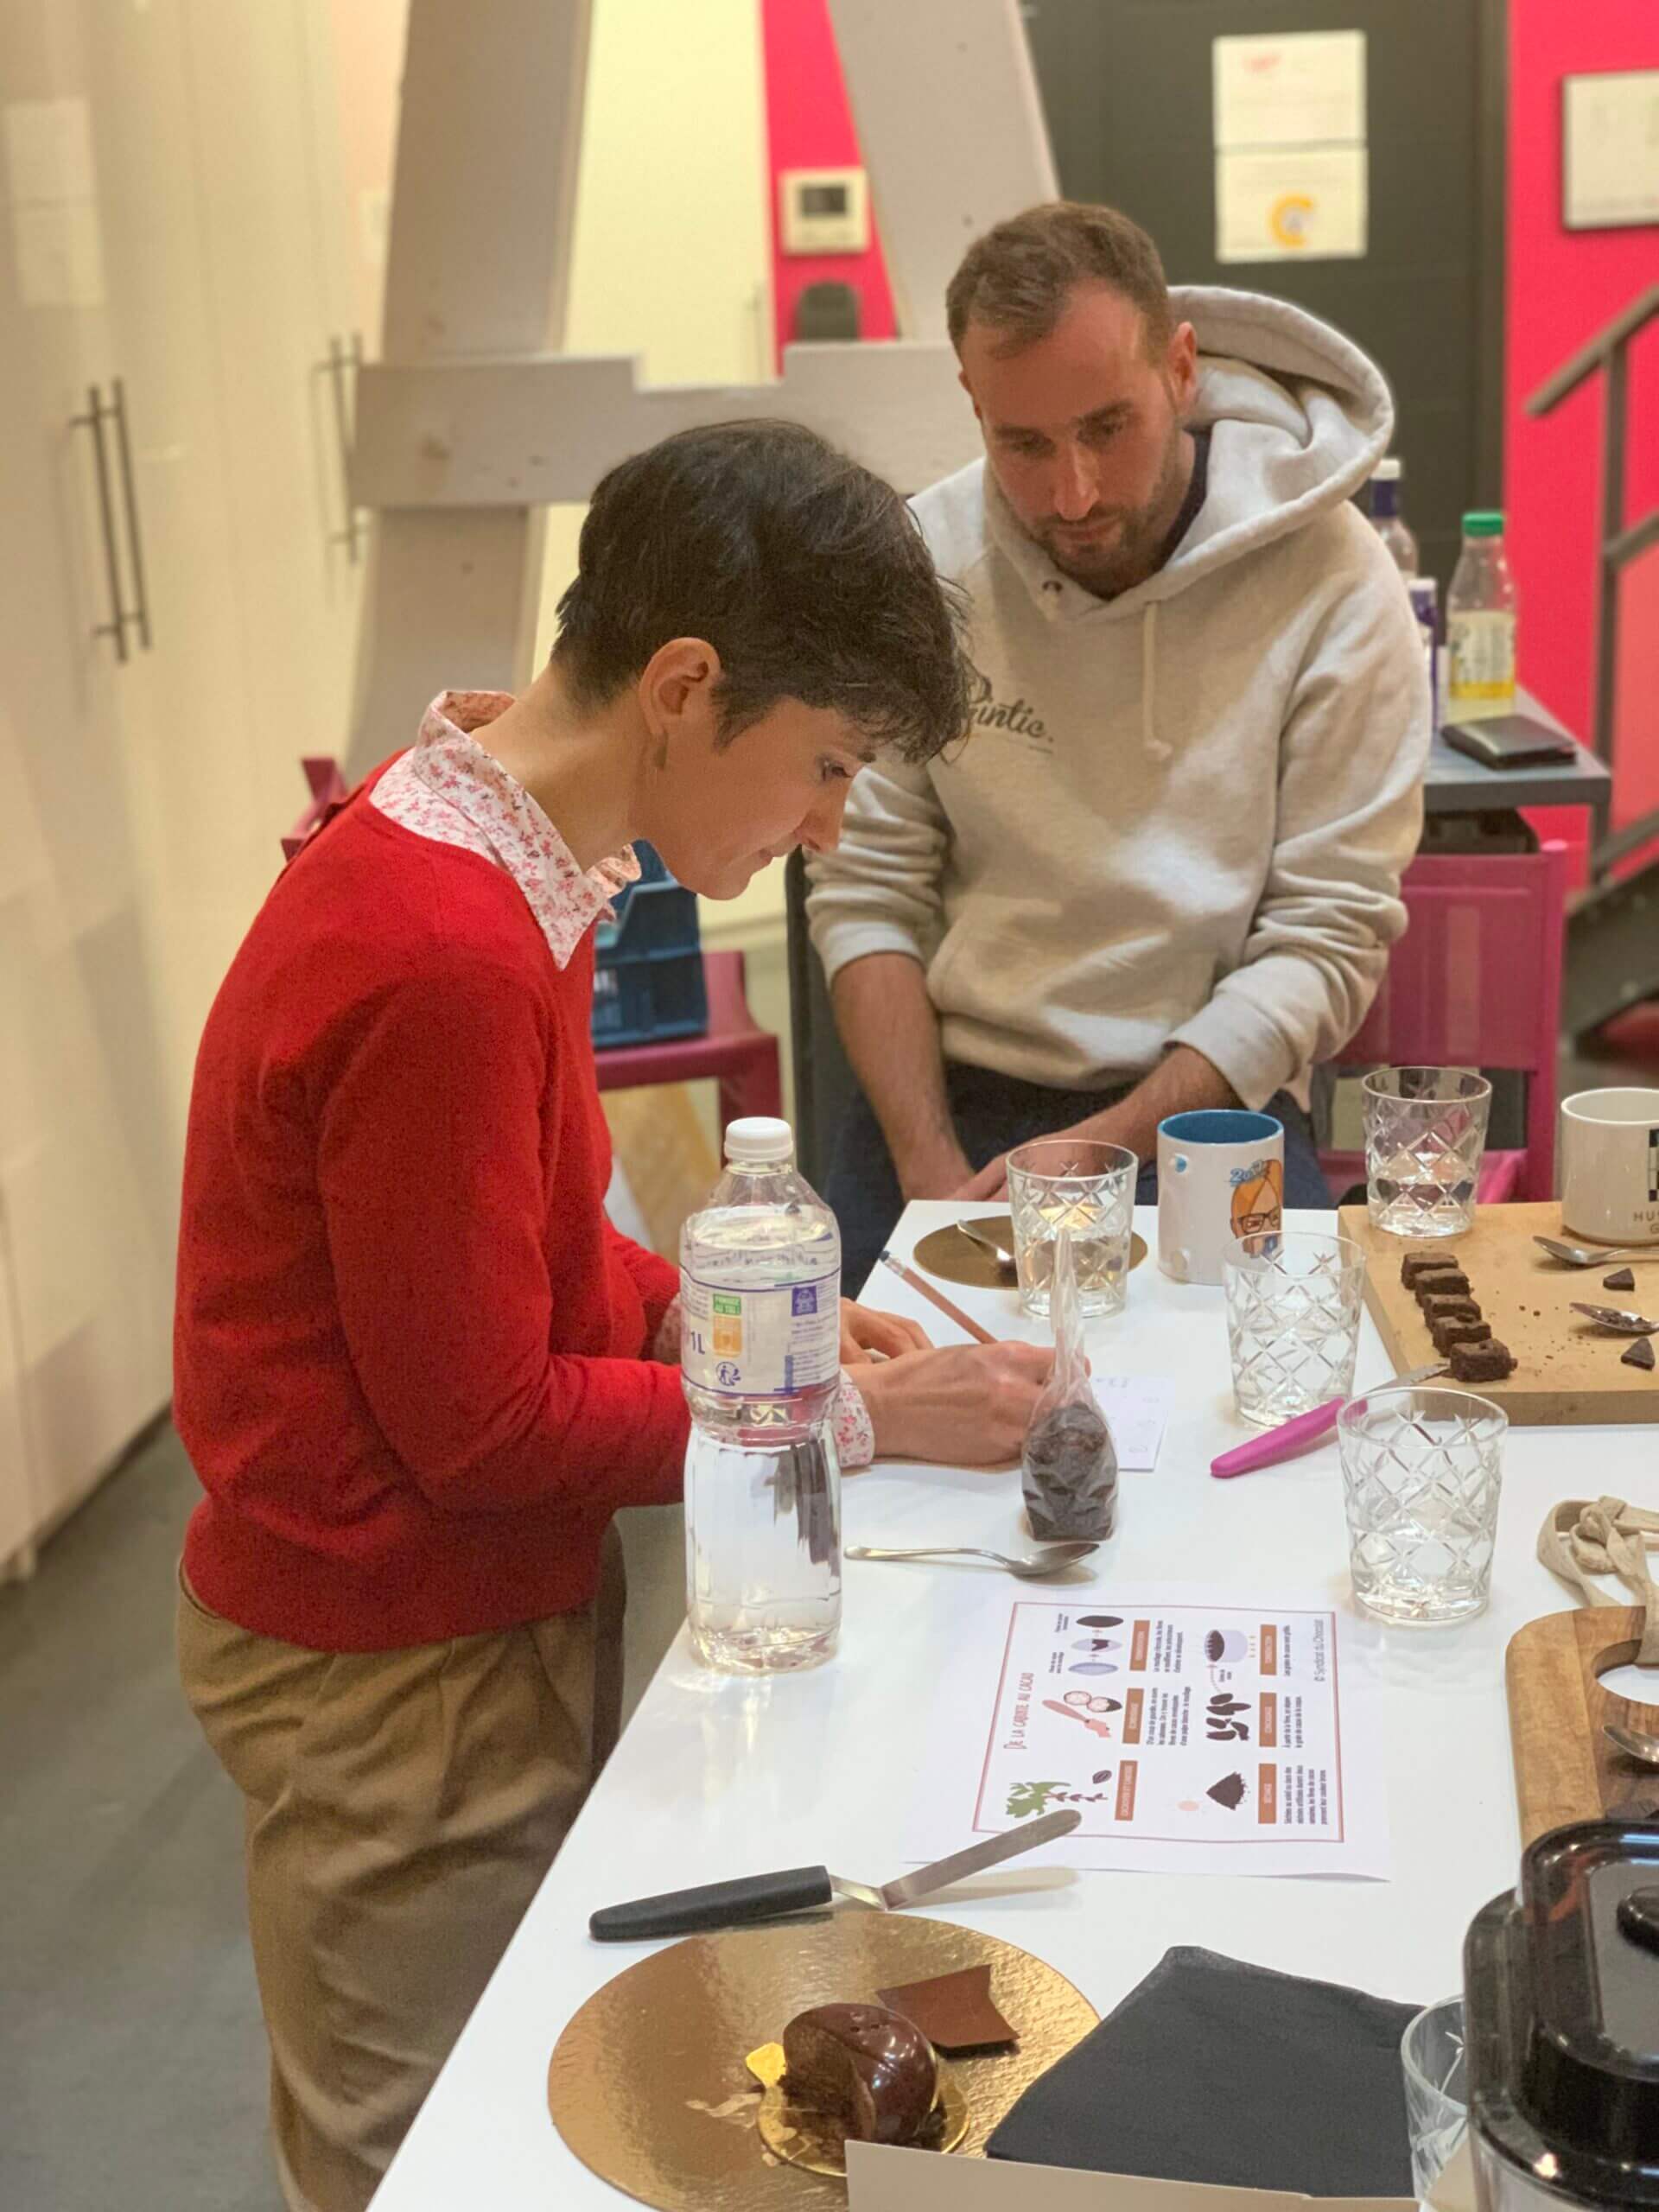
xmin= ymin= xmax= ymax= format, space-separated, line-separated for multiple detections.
xmin=912 ymin=1216 xmax=1148 ymax=1292
xmin=745 ymin=2040 xmax=969 ymax=2175
xmin=547 ymin=1914 xmax=1098 ymax=2210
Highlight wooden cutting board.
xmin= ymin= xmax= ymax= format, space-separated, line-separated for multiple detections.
xmin=1506 ymin=1607 xmax=1659 ymax=1842
xmin=1338 ymin=1200 xmax=1659 ymax=1427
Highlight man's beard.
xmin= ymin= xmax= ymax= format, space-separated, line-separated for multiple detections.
xmin=1034 ymin=416 xmax=1190 ymax=600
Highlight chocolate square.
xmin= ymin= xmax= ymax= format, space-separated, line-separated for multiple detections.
xmin=1421 ymin=1293 xmax=1481 ymax=1323
xmin=1431 ymin=1316 xmax=1491 ymax=1354
xmin=1414 ymin=1268 xmax=1471 ymax=1300
xmin=1401 ymin=1253 xmax=1461 ymax=1287
xmin=1449 ymin=1338 xmax=1516 ymax=1382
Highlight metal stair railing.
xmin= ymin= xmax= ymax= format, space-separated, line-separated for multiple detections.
xmin=1526 ymin=283 xmax=1659 ymax=886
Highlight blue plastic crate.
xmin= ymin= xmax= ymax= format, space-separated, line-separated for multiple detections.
xmin=591 ymin=842 xmax=709 ymax=1048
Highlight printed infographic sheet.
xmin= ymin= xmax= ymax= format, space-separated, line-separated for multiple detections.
xmin=913 ymin=1588 xmax=1389 ymax=1879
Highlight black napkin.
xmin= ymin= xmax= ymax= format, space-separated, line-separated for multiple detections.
xmin=988 ymin=1946 xmax=1420 ymax=2197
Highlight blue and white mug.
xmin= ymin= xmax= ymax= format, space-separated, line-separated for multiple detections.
xmin=1157 ymin=1109 xmax=1285 ymax=1286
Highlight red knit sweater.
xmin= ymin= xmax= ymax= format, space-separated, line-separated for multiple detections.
xmin=175 ymin=772 xmax=688 ymax=1650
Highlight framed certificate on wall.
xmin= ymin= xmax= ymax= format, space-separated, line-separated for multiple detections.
xmin=1562 ymin=70 xmax=1659 ymax=231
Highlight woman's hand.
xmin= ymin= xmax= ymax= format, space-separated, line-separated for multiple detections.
xmin=838 ymin=1299 xmax=933 ymax=1365
xmin=855 ymin=1341 xmax=1054 ymax=1465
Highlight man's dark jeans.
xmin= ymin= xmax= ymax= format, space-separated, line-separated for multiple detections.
xmin=826 ymin=1061 xmax=1330 ymax=1297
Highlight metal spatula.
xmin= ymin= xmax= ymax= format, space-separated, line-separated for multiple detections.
xmin=589 ymin=1808 xmax=1081 ymax=1941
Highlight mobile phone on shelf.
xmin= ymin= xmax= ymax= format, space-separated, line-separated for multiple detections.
xmin=1440 ymin=714 xmax=1578 ymax=770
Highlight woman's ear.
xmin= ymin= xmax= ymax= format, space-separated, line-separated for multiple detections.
xmin=639 ymin=638 xmax=723 ymax=766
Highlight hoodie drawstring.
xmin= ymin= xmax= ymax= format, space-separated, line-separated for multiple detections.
xmin=1141 ymin=603 xmax=1172 ymax=762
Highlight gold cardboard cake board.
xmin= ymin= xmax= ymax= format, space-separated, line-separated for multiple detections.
xmin=912 ymin=1216 xmax=1148 ymax=1291
xmin=547 ymin=1914 xmax=1098 ymax=2209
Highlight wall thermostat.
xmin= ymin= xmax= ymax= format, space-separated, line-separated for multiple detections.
xmin=779 ymin=167 xmax=869 ymax=256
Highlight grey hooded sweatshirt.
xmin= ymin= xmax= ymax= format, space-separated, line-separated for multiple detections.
xmin=806 ymin=286 xmax=1431 ymax=1111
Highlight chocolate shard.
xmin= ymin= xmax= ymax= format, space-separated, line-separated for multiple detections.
xmin=875 ymin=1964 xmax=1017 ymax=2053
xmin=1623 ymin=1338 xmax=1656 ymax=1371
xmin=1605 ymin=1268 xmax=1637 ymax=1292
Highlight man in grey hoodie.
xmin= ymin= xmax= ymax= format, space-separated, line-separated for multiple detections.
xmin=807 ymin=201 xmax=1429 ymax=1291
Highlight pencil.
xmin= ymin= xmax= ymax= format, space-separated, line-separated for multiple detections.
xmin=878 ymin=1249 xmax=997 ymax=1346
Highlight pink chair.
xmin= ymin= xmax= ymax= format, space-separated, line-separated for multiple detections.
xmin=282 ymin=757 xmax=349 ymax=861
xmin=1319 ymin=841 xmax=1568 ymax=1205
xmin=594 ymin=950 xmax=783 ymax=1144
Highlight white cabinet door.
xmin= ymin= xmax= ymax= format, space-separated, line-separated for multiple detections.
xmin=177 ymin=0 xmax=365 ymax=840
xmin=0 ymin=11 xmax=181 ymax=1543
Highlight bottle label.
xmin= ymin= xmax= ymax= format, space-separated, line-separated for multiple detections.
xmin=681 ymin=1268 xmax=840 ymax=1396
xmin=1447 ymin=610 xmax=1516 ymax=702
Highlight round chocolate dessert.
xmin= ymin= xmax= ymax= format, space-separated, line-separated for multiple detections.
xmin=781 ymin=2002 xmax=938 ymax=2145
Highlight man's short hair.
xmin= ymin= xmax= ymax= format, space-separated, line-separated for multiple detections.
xmin=553 ymin=421 xmax=971 ymax=765
xmin=946 ymin=200 xmax=1173 ymax=360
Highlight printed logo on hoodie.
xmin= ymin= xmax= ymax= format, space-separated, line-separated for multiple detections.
xmin=967 ymin=671 xmax=1049 ymax=748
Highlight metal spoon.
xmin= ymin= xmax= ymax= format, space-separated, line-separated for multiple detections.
xmin=1605 ymin=1719 xmax=1659 ymax=1769
xmin=1570 ymin=1301 xmax=1659 ymax=1336
xmin=847 ymin=1541 xmax=1097 ymax=1579
xmin=1534 ymin=1235 xmax=1658 ymax=1268
xmin=958 ymin=1217 xmax=1017 ymax=1268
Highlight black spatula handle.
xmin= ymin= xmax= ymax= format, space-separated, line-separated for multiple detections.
xmin=588 ymin=1865 xmax=835 ymax=1942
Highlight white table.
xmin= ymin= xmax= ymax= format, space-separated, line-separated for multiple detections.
xmin=372 ymin=1205 xmax=1643 ymax=2209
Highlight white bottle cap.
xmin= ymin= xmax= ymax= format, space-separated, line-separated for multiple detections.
xmin=724 ymin=1116 xmax=795 ymax=1165
xmin=1372 ymin=456 xmax=1402 ymax=481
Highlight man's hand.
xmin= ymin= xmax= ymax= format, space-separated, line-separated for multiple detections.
xmin=951 ymin=1048 xmax=1237 ymax=1202
xmin=953 ymin=1100 xmax=1145 ymax=1204
xmin=898 ymin=1140 xmax=976 ymax=1202
xmin=838 ymin=1299 xmax=932 ymax=1365
xmin=855 ymin=1341 xmax=1056 ymax=1465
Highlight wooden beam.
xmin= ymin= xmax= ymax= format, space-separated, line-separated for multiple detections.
xmin=345 ymin=0 xmax=593 ymax=776
xmin=828 ymin=0 xmax=1058 ymax=341
xmin=349 ymin=342 xmax=980 ymax=510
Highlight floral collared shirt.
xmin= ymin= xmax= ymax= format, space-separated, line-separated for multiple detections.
xmin=372 ymin=690 xmax=876 ymax=1471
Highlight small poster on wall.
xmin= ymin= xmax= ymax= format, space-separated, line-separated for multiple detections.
xmin=1563 ymin=71 xmax=1659 ymax=231
xmin=1216 ymin=147 xmax=1368 ymax=264
xmin=1212 ymin=29 xmax=1369 ymax=266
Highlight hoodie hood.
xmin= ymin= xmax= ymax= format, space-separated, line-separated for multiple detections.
xmin=980 ymin=283 xmax=1395 ymax=624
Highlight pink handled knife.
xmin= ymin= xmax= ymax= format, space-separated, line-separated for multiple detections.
xmin=1210 ymin=1362 xmax=1447 ymax=1479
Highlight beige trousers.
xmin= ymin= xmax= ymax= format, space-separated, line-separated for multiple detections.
xmin=177 ymin=1535 xmax=626 ymax=2212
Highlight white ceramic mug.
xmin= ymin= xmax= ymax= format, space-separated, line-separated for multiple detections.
xmin=1156 ymin=1109 xmax=1285 ymax=1285
xmin=1560 ymin=1088 xmax=1659 ymax=1246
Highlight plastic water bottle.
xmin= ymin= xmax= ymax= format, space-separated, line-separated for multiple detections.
xmin=1368 ymin=457 xmax=1419 ymax=575
xmin=1446 ymin=510 xmax=1519 ymax=723
xmin=680 ymin=1117 xmax=842 ymax=1672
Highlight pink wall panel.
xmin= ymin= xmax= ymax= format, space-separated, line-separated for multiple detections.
xmin=759 ymin=0 xmax=896 ymax=366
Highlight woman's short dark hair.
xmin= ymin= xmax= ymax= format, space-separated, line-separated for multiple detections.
xmin=946 ymin=200 xmax=1173 ymax=359
xmin=552 ymin=421 xmax=970 ymax=764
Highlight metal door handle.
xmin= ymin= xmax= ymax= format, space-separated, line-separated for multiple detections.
xmin=107 ymin=378 xmax=152 ymax=650
xmin=320 ymin=332 xmax=365 ymax=562
xmin=69 ymin=385 xmax=129 ymax=661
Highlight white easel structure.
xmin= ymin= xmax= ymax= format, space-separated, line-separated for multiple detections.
xmin=343 ymin=0 xmax=1058 ymax=775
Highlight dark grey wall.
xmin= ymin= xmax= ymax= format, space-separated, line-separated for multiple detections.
xmin=1020 ymin=0 xmax=1508 ymax=589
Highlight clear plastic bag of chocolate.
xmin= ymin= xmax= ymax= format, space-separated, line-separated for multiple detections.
xmin=1022 ymin=1228 xmax=1117 ymax=1541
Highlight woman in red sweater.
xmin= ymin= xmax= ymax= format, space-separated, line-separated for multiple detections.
xmin=175 ymin=422 xmax=1051 ymax=2212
